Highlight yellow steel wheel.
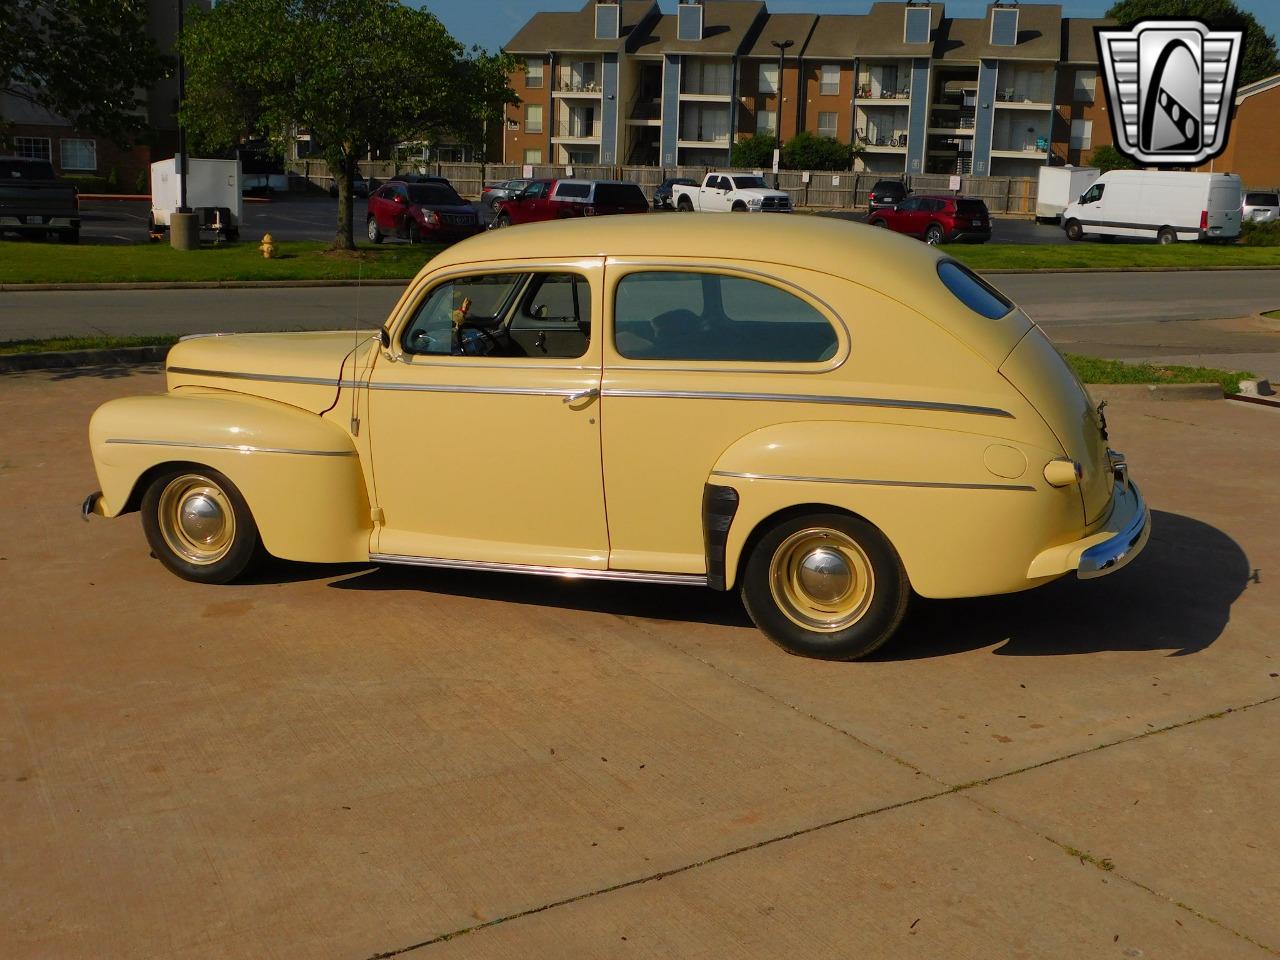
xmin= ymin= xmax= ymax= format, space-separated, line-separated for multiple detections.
xmin=156 ymin=474 xmax=237 ymax=566
xmin=767 ymin=527 xmax=876 ymax=633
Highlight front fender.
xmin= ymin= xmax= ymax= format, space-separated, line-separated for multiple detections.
xmin=88 ymin=391 xmax=371 ymax=563
xmin=710 ymin=420 xmax=1084 ymax=599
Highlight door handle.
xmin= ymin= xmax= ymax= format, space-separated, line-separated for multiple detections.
xmin=563 ymin=387 xmax=599 ymax=404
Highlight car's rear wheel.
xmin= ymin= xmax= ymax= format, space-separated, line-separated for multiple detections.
xmin=870 ymin=218 xmax=888 ymax=228
xmin=677 ymin=197 xmax=694 ymax=212
xmin=367 ymin=216 xmax=383 ymax=244
xmin=141 ymin=467 xmax=262 ymax=584
xmin=493 ymin=212 xmax=512 ymax=229
xmin=741 ymin=512 xmax=910 ymax=661
xmin=1064 ymin=219 xmax=1083 ymax=241
xmin=407 ymin=222 xmax=421 ymax=244
xmin=924 ymin=223 xmax=944 ymax=245
xmin=1157 ymin=226 xmax=1178 ymax=245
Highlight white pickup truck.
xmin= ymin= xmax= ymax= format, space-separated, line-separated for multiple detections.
xmin=672 ymin=172 xmax=792 ymax=213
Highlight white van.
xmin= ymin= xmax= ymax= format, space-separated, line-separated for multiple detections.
xmin=1060 ymin=171 xmax=1242 ymax=244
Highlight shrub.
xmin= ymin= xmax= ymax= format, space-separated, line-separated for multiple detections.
xmin=730 ymin=134 xmax=778 ymax=169
xmin=1088 ymin=145 xmax=1136 ymax=173
xmin=1240 ymin=219 xmax=1280 ymax=246
xmin=782 ymin=132 xmax=855 ymax=171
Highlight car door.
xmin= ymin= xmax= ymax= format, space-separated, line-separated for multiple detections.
xmin=888 ymin=196 xmax=921 ymax=233
xmin=514 ymin=180 xmax=550 ymax=223
xmin=368 ymin=261 xmax=608 ymax=569
xmin=370 ymin=186 xmax=394 ymax=231
xmin=700 ymin=176 xmax=727 ymax=212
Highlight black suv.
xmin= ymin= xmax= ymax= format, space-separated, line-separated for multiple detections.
xmin=868 ymin=179 xmax=909 ymax=213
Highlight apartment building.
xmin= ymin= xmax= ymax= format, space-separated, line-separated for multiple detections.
xmin=504 ymin=0 xmax=1115 ymax=176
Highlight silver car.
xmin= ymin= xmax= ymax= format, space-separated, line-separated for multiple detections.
xmin=480 ymin=179 xmax=531 ymax=213
xmin=1243 ymin=190 xmax=1279 ymax=223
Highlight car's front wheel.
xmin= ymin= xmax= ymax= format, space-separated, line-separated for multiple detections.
xmin=141 ymin=467 xmax=262 ymax=584
xmin=1064 ymin=219 xmax=1083 ymax=241
xmin=367 ymin=216 xmax=383 ymax=244
xmin=677 ymin=197 xmax=694 ymax=212
xmin=924 ymin=223 xmax=944 ymax=245
xmin=869 ymin=218 xmax=888 ymax=228
xmin=741 ymin=513 xmax=910 ymax=661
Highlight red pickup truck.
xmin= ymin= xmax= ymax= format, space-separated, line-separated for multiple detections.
xmin=492 ymin=179 xmax=648 ymax=228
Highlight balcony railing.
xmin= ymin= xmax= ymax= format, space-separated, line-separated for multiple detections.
xmin=930 ymin=112 xmax=975 ymax=129
xmin=678 ymin=129 xmax=731 ymax=144
xmin=856 ymin=86 xmax=911 ymax=100
xmin=996 ymin=87 xmax=1053 ymax=104
xmin=555 ymin=74 xmax=603 ymax=94
xmin=555 ymin=120 xmax=602 ymax=139
xmin=857 ymin=131 xmax=909 ymax=148
xmin=630 ymin=99 xmax=661 ymax=121
xmin=681 ymin=78 xmax=732 ymax=97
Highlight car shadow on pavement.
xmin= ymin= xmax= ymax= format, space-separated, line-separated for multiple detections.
xmin=41 ymin=364 xmax=167 ymax=382
xmin=880 ymin=511 xmax=1250 ymax=660
xmin=327 ymin=563 xmax=754 ymax=628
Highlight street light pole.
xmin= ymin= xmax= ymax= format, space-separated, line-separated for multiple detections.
xmin=176 ymin=0 xmax=188 ymax=214
xmin=770 ymin=39 xmax=794 ymax=187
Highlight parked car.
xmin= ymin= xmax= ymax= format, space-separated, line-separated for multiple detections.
xmin=481 ymin=179 xmax=530 ymax=212
xmin=653 ymin=177 xmax=697 ymax=210
xmin=671 ymin=172 xmax=791 ymax=213
xmin=329 ymin=173 xmax=372 ymax=199
xmin=366 ymin=180 xmax=481 ymax=244
xmin=389 ymin=172 xmax=451 ymax=187
xmin=1242 ymin=190 xmax=1279 ymax=223
xmin=83 ymin=216 xmax=1148 ymax=661
xmin=867 ymin=179 xmax=909 ymax=213
xmin=1061 ymin=171 xmax=1242 ymax=244
xmin=492 ymin=179 xmax=648 ymax=227
xmin=0 ymin=156 xmax=80 ymax=243
xmin=869 ymin=195 xmax=991 ymax=244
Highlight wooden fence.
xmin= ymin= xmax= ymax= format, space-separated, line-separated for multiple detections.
xmin=288 ymin=159 xmax=1041 ymax=216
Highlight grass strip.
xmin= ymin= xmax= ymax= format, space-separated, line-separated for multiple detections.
xmin=0 ymin=335 xmax=179 ymax=355
xmin=1065 ymin=352 xmax=1253 ymax=395
xmin=949 ymin=242 xmax=1280 ymax=270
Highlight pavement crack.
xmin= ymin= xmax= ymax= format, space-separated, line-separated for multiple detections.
xmin=361 ymin=785 xmax=957 ymax=959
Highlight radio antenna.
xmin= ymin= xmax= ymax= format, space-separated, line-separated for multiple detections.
xmin=350 ymin=259 xmax=362 ymax=436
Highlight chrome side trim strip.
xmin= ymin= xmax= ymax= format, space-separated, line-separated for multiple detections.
xmin=104 ymin=438 xmax=356 ymax=458
xmin=608 ymin=389 xmax=1014 ymax=419
xmin=370 ymin=553 xmax=708 ymax=586
xmin=370 ymin=382 xmax=585 ymax=397
xmin=167 ymin=366 xmax=342 ymax=387
xmin=711 ymin=470 xmax=1035 ymax=492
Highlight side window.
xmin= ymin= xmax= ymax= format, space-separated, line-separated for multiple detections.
xmin=1081 ymin=183 xmax=1104 ymax=204
xmin=898 ymin=197 xmax=920 ymax=211
xmin=524 ymin=182 xmax=548 ymax=199
xmin=554 ymin=182 xmax=591 ymax=200
xmin=509 ymin=273 xmax=592 ymax=358
xmin=928 ymin=199 xmax=948 ymax=213
xmin=937 ymin=261 xmax=1014 ymax=319
xmin=402 ymin=274 xmax=525 ymax=356
xmin=614 ymin=272 xmax=838 ymax=363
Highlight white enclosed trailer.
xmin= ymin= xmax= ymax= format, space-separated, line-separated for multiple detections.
xmin=149 ymin=157 xmax=242 ymax=240
xmin=1035 ymin=165 xmax=1100 ymax=222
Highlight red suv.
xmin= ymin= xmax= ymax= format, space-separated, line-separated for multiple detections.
xmin=868 ymin=195 xmax=991 ymax=244
xmin=493 ymin=179 xmax=648 ymax=228
xmin=366 ymin=180 xmax=482 ymax=244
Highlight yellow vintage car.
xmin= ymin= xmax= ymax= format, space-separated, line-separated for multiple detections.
xmin=84 ymin=216 xmax=1149 ymax=660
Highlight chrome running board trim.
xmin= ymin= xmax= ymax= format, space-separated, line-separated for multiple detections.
xmin=711 ymin=470 xmax=1035 ymax=492
xmin=370 ymin=553 xmax=708 ymax=587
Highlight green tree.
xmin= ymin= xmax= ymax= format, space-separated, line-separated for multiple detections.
xmin=730 ymin=134 xmax=778 ymax=169
xmin=180 ymin=0 xmax=516 ymax=250
xmin=782 ymin=132 xmax=857 ymax=171
xmin=1 ymin=0 xmax=166 ymax=147
xmin=1089 ymin=144 xmax=1138 ymax=173
xmin=1106 ymin=0 xmax=1280 ymax=85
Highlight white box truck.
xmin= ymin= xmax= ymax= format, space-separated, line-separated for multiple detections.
xmin=149 ymin=157 xmax=242 ymax=241
xmin=1036 ymin=165 xmax=1100 ymax=222
xmin=1060 ymin=170 xmax=1243 ymax=244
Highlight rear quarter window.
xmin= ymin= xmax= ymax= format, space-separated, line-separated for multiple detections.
xmin=937 ymin=261 xmax=1014 ymax=319
xmin=1246 ymin=192 xmax=1278 ymax=206
xmin=594 ymin=183 xmax=646 ymax=207
xmin=554 ymin=182 xmax=591 ymax=199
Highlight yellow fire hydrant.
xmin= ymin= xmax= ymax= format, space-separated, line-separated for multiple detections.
xmin=260 ymin=233 xmax=276 ymax=259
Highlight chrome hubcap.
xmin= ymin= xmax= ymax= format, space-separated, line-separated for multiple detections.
xmin=769 ymin=528 xmax=874 ymax=633
xmin=158 ymin=475 xmax=236 ymax=565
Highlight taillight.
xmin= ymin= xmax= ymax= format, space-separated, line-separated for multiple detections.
xmin=422 ymin=209 xmax=439 ymax=225
xmin=1200 ymin=209 xmax=1208 ymax=230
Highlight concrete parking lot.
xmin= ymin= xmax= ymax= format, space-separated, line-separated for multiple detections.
xmin=1 ymin=368 xmax=1276 ymax=959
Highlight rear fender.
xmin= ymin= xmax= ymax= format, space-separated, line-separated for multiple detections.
xmin=88 ymin=392 xmax=371 ymax=563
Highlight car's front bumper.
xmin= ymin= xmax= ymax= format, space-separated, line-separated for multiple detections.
xmin=1027 ymin=477 xmax=1151 ymax=580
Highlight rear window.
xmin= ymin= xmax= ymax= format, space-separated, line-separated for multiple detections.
xmin=956 ymin=199 xmax=988 ymax=217
xmin=594 ymin=183 xmax=647 ymax=207
xmin=732 ymin=175 xmax=767 ymax=189
xmin=0 ymin=159 xmax=56 ymax=180
xmin=554 ymin=182 xmax=591 ymax=199
xmin=1246 ymin=192 xmax=1278 ymax=206
xmin=873 ymin=181 xmax=904 ymax=193
xmin=937 ymin=261 xmax=1014 ymax=319
xmin=408 ymin=184 xmax=464 ymax=205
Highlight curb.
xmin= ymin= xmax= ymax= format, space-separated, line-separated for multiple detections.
xmin=1 ymin=279 xmax=410 ymax=292
xmin=0 ymin=345 xmax=169 ymax=373
xmin=1085 ymin=383 xmax=1224 ymax=402
xmin=78 ymin=194 xmax=273 ymax=204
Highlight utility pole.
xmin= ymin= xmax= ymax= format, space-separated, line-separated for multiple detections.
xmin=770 ymin=39 xmax=794 ymax=188
xmin=170 ymin=0 xmax=198 ymax=249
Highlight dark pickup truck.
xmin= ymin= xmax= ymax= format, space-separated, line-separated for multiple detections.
xmin=0 ymin=157 xmax=80 ymax=242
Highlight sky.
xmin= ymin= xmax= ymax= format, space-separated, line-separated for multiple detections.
xmin=417 ymin=0 xmax=1280 ymax=53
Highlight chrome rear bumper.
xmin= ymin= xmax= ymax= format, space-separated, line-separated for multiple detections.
xmin=1078 ymin=480 xmax=1150 ymax=579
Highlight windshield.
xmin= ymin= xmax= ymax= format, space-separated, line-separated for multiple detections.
xmin=408 ymin=184 xmax=464 ymax=206
xmin=732 ymin=176 xmax=767 ymax=189
xmin=0 ymin=159 xmax=56 ymax=180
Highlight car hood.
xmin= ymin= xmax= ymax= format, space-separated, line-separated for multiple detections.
xmin=165 ymin=330 xmax=379 ymax=414
xmin=735 ymin=188 xmax=789 ymax=199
